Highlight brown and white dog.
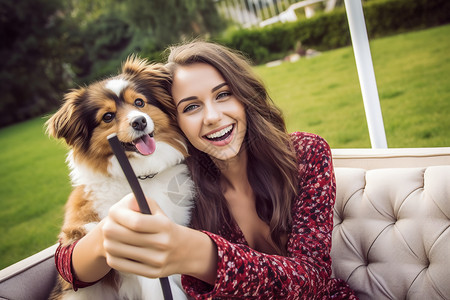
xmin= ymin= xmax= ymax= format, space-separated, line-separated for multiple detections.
xmin=46 ymin=56 xmax=194 ymax=299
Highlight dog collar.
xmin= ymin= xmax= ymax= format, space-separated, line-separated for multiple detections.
xmin=137 ymin=173 xmax=157 ymax=180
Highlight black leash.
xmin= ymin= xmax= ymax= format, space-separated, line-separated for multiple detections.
xmin=108 ymin=133 xmax=174 ymax=300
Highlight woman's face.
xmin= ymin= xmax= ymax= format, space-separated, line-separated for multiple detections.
xmin=172 ymin=63 xmax=247 ymax=161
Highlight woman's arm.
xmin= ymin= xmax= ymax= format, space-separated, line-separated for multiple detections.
xmin=54 ymin=219 xmax=111 ymax=290
xmin=71 ymin=219 xmax=111 ymax=283
xmin=174 ymin=226 xmax=218 ymax=284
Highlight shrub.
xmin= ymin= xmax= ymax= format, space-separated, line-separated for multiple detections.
xmin=219 ymin=0 xmax=450 ymax=64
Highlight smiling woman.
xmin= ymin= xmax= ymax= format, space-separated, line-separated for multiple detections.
xmin=157 ymin=41 xmax=357 ymax=298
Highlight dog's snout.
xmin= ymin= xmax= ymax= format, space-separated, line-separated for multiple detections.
xmin=131 ymin=116 xmax=147 ymax=131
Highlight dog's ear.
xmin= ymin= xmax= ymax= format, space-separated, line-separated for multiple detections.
xmin=46 ymin=88 xmax=91 ymax=148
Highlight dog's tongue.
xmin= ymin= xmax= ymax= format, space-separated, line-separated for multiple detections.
xmin=134 ymin=135 xmax=156 ymax=156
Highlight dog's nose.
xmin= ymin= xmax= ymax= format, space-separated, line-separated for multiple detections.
xmin=131 ymin=116 xmax=147 ymax=131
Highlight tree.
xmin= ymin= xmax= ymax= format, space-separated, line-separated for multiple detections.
xmin=0 ymin=0 xmax=226 ymax=127
xmin=125 ymin=0 xmax=226 ymax=48
xmin=0 ymin=0 xmax=71 ymax=127
xmin=68 ymin=13 xmax=134 ymax=84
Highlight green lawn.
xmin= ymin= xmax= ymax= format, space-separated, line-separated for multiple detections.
xmin=0 ymin=117 xmax=71 ymax=269
xmin=255 ymin=24 xmax=450 ymax=148
xmin=1 ymin=24 xmax=449 ymax=269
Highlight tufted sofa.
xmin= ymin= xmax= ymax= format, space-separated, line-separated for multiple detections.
xmin=331 ymin=148 xmax=450 ymax=300
xmin=1 ymin=148 xmax=449 ymax=299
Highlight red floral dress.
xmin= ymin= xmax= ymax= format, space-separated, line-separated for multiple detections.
xmin=181 ymin=132 xmax=357 ymax=299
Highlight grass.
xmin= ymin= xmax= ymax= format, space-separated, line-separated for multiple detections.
xmin=1 ymin=25 xmax=449 ymax=269
xmin=255 ymin=24 xmax=450 ymax=148
xmin=0 ymin=117 xmax=71 ymax=269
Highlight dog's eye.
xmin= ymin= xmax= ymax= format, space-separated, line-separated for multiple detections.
xmin=102 ymin=112 xmax=115 ymax=123
xmin=134 ymin=98 xmax=145 ymax=107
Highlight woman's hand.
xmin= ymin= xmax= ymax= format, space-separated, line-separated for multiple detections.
xmin=102 ymin=193 xmax=218 ymax=284
xmin=102 ymin=193 xmax=182 ymax=278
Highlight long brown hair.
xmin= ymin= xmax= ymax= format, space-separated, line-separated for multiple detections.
xmin=163 ymin=41 xmax=298 ymax=255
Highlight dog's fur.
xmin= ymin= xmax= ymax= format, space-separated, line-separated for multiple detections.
xmin=46 ymin=57 xmax=194 ymax=299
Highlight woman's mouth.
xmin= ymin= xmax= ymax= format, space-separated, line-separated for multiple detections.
xmin=204 ymin=125 xmax=234 ymax=141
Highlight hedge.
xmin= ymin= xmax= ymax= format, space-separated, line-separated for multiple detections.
xmin=217 ymin=0 xmax=450 ymax=64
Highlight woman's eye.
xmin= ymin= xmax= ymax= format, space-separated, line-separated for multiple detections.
xmin=217 ymin=91 xmax=231 ymax=100
xmin=183 ymin=104 xmax=198 ymax=113
xmin=134 ymin=98 xmax=145 ymax=107
xmin=102 ymin=112 xmax=115 ymax=123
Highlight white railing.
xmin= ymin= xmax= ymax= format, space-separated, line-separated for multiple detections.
xmin=215 ymin=0 xmax=337 ymax=28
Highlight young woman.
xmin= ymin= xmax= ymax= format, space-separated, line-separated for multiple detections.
xmin=56 ymin=41 xmax=357 ymax=299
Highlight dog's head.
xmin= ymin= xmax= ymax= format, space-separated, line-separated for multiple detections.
xmin=46 ymin=56 xmax=187 ymax=175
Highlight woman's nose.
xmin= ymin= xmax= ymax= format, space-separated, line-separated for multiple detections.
xmin=203 ymin=102 xmax=221 ymax=125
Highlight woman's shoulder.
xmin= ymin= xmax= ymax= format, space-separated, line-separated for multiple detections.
xmin=288 ymin=132 xmax=332 ymax=170
xmin=289 ymin=131 xmax=331 ymax=153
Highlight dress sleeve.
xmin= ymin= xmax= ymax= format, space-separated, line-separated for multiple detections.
xmin=182 ymin=132 xmax=339 ymax=299
xmin=54 ymin=241 xmax=99 ymax=291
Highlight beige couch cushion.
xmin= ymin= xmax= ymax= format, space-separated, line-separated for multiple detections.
xmin=332 ymin=164 xmax=450 ymax=299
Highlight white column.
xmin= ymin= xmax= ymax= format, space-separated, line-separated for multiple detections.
xmin=247 ymin=0 xmax=258 ymax=26
xmin=253 ymin=0 xmax=263 ymax=22
xmin=262 ymin=0 xmax=270 ymax=19
xmin=276 ymin=0 xmax=284 ymax=14
xmin=344 ymin=0 xmax=388 ymax=148
xmin=325 ymin=0 xmax=337 ymax=12
xmin=269 ymin=0 xmax=277 ymax=17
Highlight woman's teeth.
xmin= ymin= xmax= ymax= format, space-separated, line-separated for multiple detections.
xmin=206 ymin=125 xmax=233 ymax=140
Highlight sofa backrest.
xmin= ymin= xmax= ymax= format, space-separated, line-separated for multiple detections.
xmin=331 ymin=148 xmax=450 ymax=299
xmin=0 ymin=244 xmax=57 ymax=300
